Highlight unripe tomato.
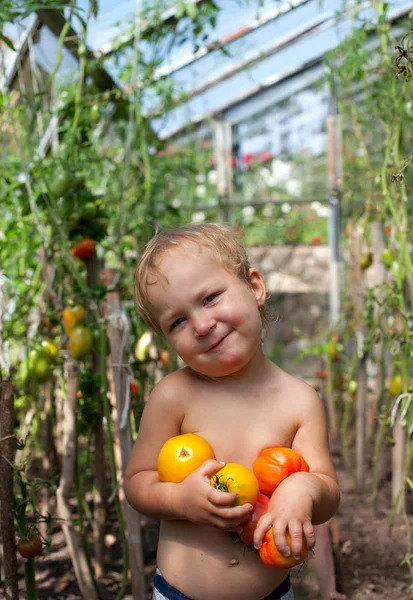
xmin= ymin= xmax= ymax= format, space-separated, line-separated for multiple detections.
xmin=17 ymin=534 xmax=43 ymax=559
xmin=253 ymin=447 xmax=309 ymax=496
xmin=381 ymin=249 xmax=394 ymax=269
xmin=157 ymin=433 xmax=215 ymax=483
xmin=50 ymin=171 xmax=71 ymax=199
xmin=90 ymin=104 xmax=100 ymax=123
xmin=40 ymin=340 xmax=59 ymax=361
xmin=70 ymin=238 xmax=96 ymax=260
xmin=28 ymin=349 xmax=51 ymax=383
xmin=210 ymin=463 xmax=259 ymax=506
xmin=239 ymin=492 xmax=270 ymax=546
xmin=326 ymin=342 xmax=338 ymax=360
xmin=259 ymin=529 xmax=308 ymax=569
xmin=63 ymin=305 xmax=86 ymax=335
xmin=69 ymin=326 xmax=93 ymax=360
xmin=390 ymin=374 xmax=403 ymax=396
xmin=359 ymin=252 xmax=373 ymax=270
xmin=79 ymin=202 xmax=98 ymax=220
xmin=348 ymin=380 xmax=358 ymax=395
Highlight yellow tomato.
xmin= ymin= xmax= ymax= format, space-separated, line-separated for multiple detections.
xmin=157 ymin=433 xmax=215 ymax=483
xmin=210 ymin=463 xmax=259 ymax=506
xmin=63 ymin=305 xmax=86 ymax=335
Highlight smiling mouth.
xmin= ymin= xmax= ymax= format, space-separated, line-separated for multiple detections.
xmin=208 ymin=332 xmax=231 ymax=351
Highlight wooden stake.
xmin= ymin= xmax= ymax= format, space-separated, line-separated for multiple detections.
xmin=0 ymin=381 xmax=19 ymax=600
xmin=106 ymin=291 xmax=146 ymax=600
xmin=56 ymin=360 xmax=99 ymax=600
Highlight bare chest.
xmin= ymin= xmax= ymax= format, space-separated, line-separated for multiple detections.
xmin=181 ymin=387 xmax=296 ymax=469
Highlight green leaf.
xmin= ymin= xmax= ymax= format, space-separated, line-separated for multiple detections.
xmin=0 ymin=32 xmax=15 ymax=50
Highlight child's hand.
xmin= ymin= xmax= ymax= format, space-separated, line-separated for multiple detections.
xmin=253 ymin=474 xmax=316 ymax=560
xmin=174 ymin=459 xmax=253 ymax=532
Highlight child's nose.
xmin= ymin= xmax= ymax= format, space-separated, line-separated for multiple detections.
xmin=193 ymin=312 xmax=216 ymax=337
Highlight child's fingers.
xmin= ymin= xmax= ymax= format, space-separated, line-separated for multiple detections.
xmin=253 ymin=512 xmax=275 ymax=550
xmin=288 ymin=520 xmax=305 ymax=560
xmin=198 ymin=459 xmax=226 ymax=481
xmin=303 ymin=519 xmax=316 ymax=551
xmin=207 ymin=485 xmax=239 ymax=506
xmin=271 ymin=521 xmax=291 ymax=558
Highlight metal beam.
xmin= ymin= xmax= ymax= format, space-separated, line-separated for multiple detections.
xmin=1 ymin=15 xmax=41 ymax=91
xmin=95 ymin=0 xmax=208 ymax=58
xmin=152 ymin=0 xmax=312 ymax=80
xmin=160 ymin=55 xmax=323 ymax=139
xmin=160 ymin=13 xmax=332 ymax=107
xmin=160 ymin=0 xmax=413 ymax=139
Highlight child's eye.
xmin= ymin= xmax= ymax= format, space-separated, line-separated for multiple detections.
xmin=170 ymin=317 xmax=185 ymax=331
xmin=204 ymin=293 xmax=219 ymax=304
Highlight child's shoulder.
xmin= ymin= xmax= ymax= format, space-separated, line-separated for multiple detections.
xmin=147 ymin=367 xmax=197 ymax=409
xmin=276 ymin=366 xmax=322 ymax=410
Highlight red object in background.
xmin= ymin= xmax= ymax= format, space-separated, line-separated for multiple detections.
xmin=259 ymin=150 xmax=272 ymax=163
xmin=243 ymin=152 xmax=255 ymax=166
xmin=130 ymin=381 xmax=138 ymax=398
xmin=70 ymin=238 xmax=96 ymax=260
xmin=311 ymin=236 xmax=322 ymax=245
xmin=384 ymin=225 xmax=391 ymax=235
xmin=231 ymin=155 xmax=238 ymax=167
xmin=209 ymin=156 xmax=216 ymax=166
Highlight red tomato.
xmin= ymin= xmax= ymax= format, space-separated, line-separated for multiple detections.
xmin=259 ymin=529 xmax=307 ymax=569
xmin=70 ymin=238 xmax=96 ymax=260
xmin=239 ymin=492 xmax=270 ymax=545
xmin=253 ymin=448 xmax=309 ymax=496
xmin=17 ymin=534 xmax=43 ymax=559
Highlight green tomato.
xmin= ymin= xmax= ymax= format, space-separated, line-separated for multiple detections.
xmin=40 ymin=340 xmax=59 ymax=362
xmin=79 ymin=202 xmax=98 ymax=220
xmin=50 ymin=171 xmax=71 ymax=199
xmin=28 ymin=349 xmax=51 ymax=383
xmin=69 ymin=326 xmax=94 ymax=360
xmin=381 ymin=249 xmax=394 ymax=269
xmin=90 ymin=104 xmax=100 ymax=123
xmin=348 ymin=380 xmax=358 ymax=395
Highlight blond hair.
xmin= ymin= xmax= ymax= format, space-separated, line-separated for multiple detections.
xmin=134 ymin=223 xmax=270 ymax=336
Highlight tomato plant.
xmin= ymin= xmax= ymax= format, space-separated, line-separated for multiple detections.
xmin=239 ymin=492 xmax=270 ymax=545
xmin=157 ymin=433 xmax=215 ymax=483
xmin=259 ymin=529 xmax=308 ymax=569
xmin=210 ymin=463 xmax=259 ymax=506
xmin=17 ymin=534 xmax=44 ymax=559
xmin=69 ymin=326 xmax=94 ymax=360
xmin=253 ymin=447 xmax=309 ymax=496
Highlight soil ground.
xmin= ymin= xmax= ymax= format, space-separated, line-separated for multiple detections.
xmin=13 ymin=447 xmax=413 ymax=600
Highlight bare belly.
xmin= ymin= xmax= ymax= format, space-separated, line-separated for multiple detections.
xmin=156 ymin=521 xmax=289 ymax=600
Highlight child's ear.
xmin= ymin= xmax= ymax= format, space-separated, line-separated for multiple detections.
xmin=249 ymin=268 xmax=266 ymax=307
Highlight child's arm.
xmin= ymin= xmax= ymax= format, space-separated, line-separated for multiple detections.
xmin=253 ymin=384 xmax=340 ymax=560
xmin=124 ymin=371 xmax=253 ymax=530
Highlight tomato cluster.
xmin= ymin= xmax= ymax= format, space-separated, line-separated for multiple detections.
xmin=156 ymin=434 xmax=310 ymax=569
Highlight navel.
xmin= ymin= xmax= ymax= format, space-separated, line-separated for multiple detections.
xmin=229 ymin=558 xmax=240 ymax=566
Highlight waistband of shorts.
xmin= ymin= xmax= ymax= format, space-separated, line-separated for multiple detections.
xmin=154 ymin=568 xmax=291 ymax=600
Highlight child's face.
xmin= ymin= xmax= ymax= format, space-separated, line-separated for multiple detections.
xmin=146 ymin=243 xmax=266 ymax=378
